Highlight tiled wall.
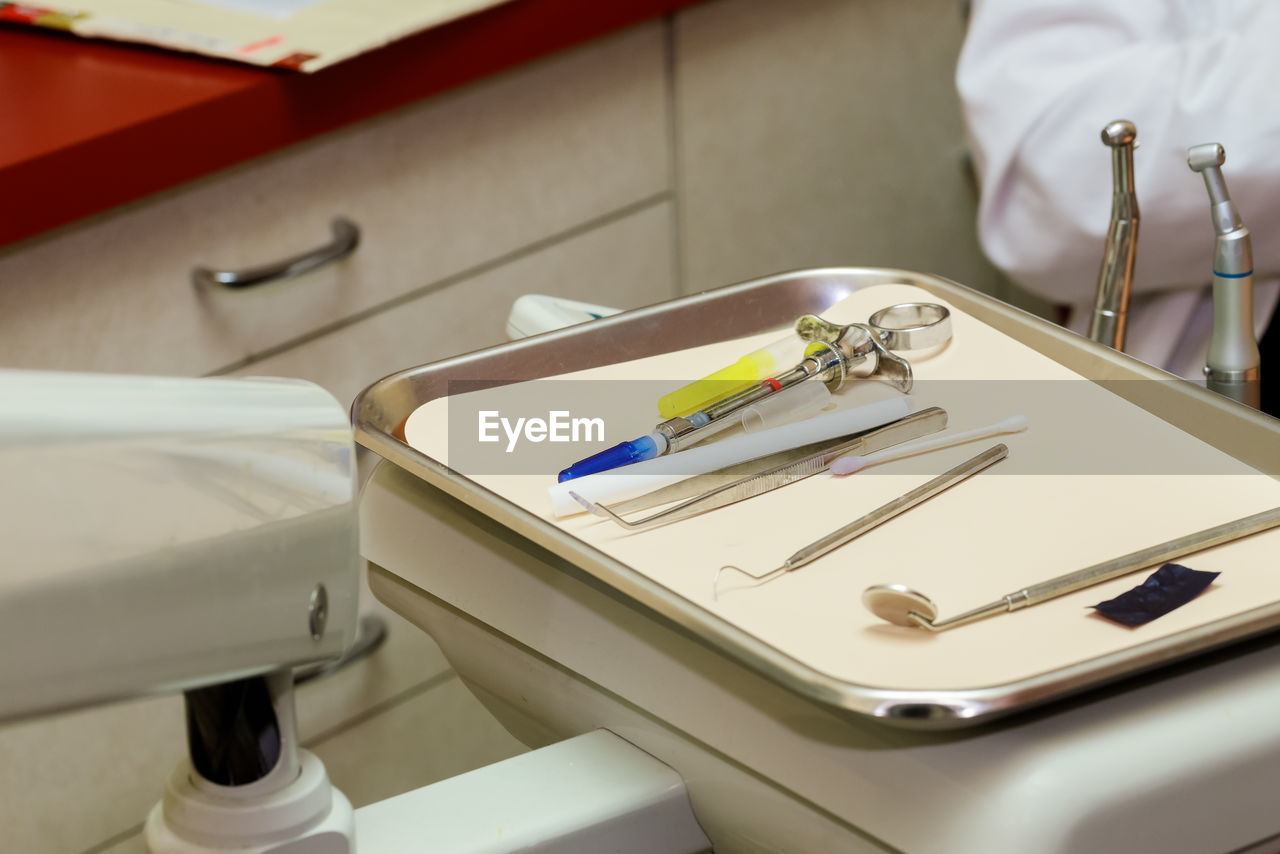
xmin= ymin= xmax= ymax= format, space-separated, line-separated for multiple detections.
xmin=0 ymin=2 xmax=1011 ymax=851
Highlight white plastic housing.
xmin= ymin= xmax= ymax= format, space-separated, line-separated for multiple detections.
xmin=506 ymin=294 xmax=622 ymax=340
xmin=146 ymin=750 xmax=354 ymax=854
xmin=0 ymin=370 xmax=360 ymax=722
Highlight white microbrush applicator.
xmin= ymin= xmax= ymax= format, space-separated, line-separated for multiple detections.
xmin=830 ymin=415 xmax=1028 ymax=475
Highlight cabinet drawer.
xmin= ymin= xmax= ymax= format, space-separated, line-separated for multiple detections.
xmin=0 ymin=22 xmax=667 ymax=377
xmin=232 ymin=203 xmax=677 ymax=409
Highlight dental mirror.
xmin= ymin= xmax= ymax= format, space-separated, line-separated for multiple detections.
xmin=861 ymin=506 xmax=1280 ymax=633
xmin=861 ymin=584 xmax=938 ymax=628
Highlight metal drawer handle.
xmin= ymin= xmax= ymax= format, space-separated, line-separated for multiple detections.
xmin=192 ymin=217 xmax=360 ymax=289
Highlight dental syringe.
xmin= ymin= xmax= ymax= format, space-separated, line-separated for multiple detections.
xmin=557 ymin=303 xmax=950 ymax=481
xmin=656 ymin=334 xmax=807 ymax=419
xmin=557 ymin=366 xmax=834 ymax=482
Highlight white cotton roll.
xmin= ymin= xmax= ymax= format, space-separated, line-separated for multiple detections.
xmin=548 ymin=395 xmax=912 ymax=517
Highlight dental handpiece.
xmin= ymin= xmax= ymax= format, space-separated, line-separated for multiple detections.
xmin=1089 ymin=120 xmax=1140 ymax=350
xmin=1187 ymin=143 xmax=1261 ymax=408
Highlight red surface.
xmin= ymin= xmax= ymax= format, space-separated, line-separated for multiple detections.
xmin=0 ymin=0 xmax=700 ymax=248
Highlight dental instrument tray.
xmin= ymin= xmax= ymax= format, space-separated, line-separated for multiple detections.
xmin=353 ymin=268 xmax=1280 ymax=728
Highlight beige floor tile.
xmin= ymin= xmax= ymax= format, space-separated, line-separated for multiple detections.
xmin=674 ymin=0 xmax=1014 ymax=304
xmin=97 ymin=834 xmax=146 ymax=854
xmin=309 ymin=675 xmax=527 ymax=810
xmin=0 ymin=694 xmax=184 ymax=854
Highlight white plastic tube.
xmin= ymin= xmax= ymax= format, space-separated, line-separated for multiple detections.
xmin=670 ymin=379 xmax=833 ymax=448
xmin=740 ymin=381 xmax=832 ymax=433
xmin=549 ymin=396 xmax=912 ymax=517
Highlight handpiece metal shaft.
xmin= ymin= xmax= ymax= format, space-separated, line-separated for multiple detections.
xmin=1089 ymin=120 xmax=1140 ymax=351
xmin=1187 ymin=142 xmax=1261 ymax=408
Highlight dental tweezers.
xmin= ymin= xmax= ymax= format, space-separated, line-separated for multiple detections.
xmin=570 ymin=407 xmax=948 ymax=530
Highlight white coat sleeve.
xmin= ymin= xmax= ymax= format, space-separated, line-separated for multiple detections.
xmin=956 ymin=0 xmax=1280 ymax=306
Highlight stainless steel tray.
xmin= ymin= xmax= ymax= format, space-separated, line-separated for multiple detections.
xmin=353 ymin=267 xmax=1280 ymax=727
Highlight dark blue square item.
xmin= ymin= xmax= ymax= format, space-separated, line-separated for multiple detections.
xmin=1092 ymin=563 xmax=1220 ymax=627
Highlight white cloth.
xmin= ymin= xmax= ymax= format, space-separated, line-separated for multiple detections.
xmin=956 ymin=0 xmax=1280 ymax=379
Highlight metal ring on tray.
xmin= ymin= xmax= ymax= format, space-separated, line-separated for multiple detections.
xmin=867 ymin=302 xmax=952 ymax=351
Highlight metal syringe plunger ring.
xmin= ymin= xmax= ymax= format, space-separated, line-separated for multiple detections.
xmin=868 ymin=303 xmax=952 ymax=351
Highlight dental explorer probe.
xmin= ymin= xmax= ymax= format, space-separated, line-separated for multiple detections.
xmin=1187 ymin=143 xmax=1261 ymax=408
xmin=713 ymin=443 xmax=1008 ymax=601
xmin=1089 ymin=120 xmax=1140 ymax=350
xmin=863 ymin=505 xmax=1280 ymax=632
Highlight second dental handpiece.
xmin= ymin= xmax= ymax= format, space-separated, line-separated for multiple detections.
xmin=1089 ymin=119 xmax=1140 ymax=350
xmin=1187 ymin=142 xmax=1261 ymax=408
